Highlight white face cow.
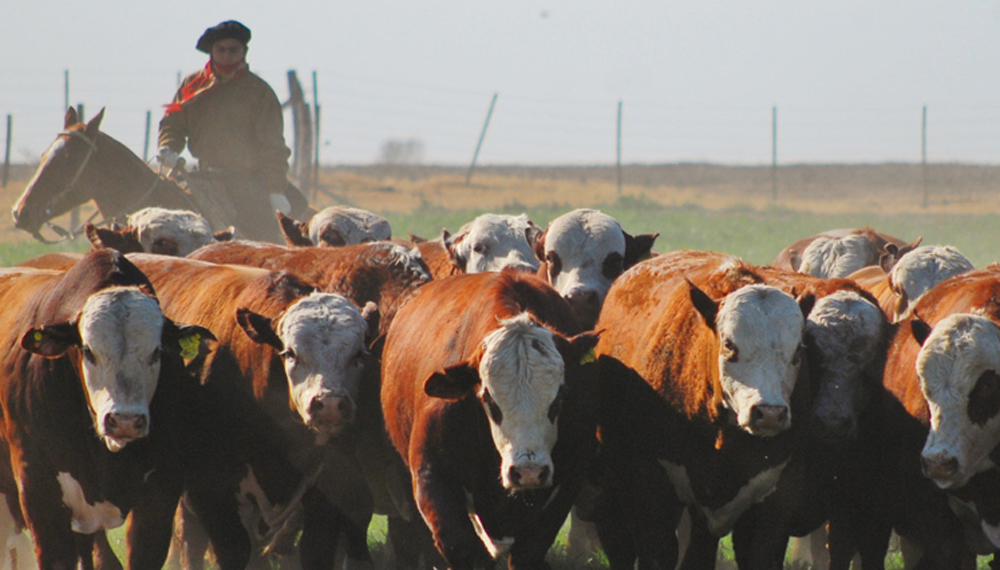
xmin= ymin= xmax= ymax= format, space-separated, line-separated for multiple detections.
xmin=799 ymin=234 xmax=879 ymax=279
xmin=889 ymin=245 xmax=974 ymax=322
xmin=446 ymin=213 xmax=541 ymax=274
xmin=696 ymin=283 xmax=806 ymax=437
xmin=805 ymin=291 xmax=887 ymax=442
xmin=308 ymin=206 xmax=392 ymax=247
xmin=540 ymin=209 xmax=628 ymax=329
xmin=916 ymin=313 xmax=1000 ymax=489
xmin=238 ymin=292 xmax=371 ymax=444
xmin=127 ymin=207 xmax=220 ymax=257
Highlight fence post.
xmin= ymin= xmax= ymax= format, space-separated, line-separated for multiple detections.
xmin=2 ymin=114 xmax=11 ymax=189
xmin=922 ymin=105 xmax=928 ymax=208
xmin=143 ymin=110 xmax=152 ymax=162
xmin=312 ymin=70 xmax=321 ymax=203
xmin=466 ymin=93 xmax=498 ymax=186
xmin=616 ymin=101 xmax=623 ymax=195
xmin=64 ymin=70 xmax=69 ymax=112
xmin=771 ymin=106 xmax=778 ymax=201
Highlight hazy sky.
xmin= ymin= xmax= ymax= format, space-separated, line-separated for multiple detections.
xmin=4 ymin=1 xmax=1000 ymax=166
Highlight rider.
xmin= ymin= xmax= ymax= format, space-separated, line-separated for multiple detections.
xmin=157 ymin=20 xmax=304 ymax=242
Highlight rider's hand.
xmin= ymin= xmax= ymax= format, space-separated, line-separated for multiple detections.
xmin=157 ymin=146 xmax=180 ymax=169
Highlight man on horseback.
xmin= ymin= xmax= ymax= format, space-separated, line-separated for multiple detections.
xmin=158 ymin=20 xmax=306 ymax=243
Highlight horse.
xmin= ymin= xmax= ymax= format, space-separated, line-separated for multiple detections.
xmin=13 ymin=107 xmax=307 ymax=244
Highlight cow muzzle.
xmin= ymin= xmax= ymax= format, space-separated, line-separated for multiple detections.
xmin=921 ymin=451 xmax=962 ymax=488
xmin=307 ymin=393 xmax=356 ymax=436
xmin=747 ymin=404 xmax=790 ymax=437
xmin=102 ymin=412 xmax=149 ymax=451
xmin=503 ymin=458 xmax=554 ymax=491
xmin=564 ymin=289 xmax=601 ymax=329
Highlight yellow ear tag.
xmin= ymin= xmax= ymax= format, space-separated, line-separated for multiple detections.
xmin=580 ymin=348 xmax=596 ymax=365
xmin=33 ymin=331 xmax=43 ymax=342
xmin=178 ymin=333 xmax=201 ymax=360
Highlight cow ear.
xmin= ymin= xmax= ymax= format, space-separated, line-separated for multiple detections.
xmin=318 ymin=227 xmax=347 ymax=247
xmin=84 ymin=108 xmax=105 ymax=139
xmin=525 ymin=220 xmax=544 ymax=252
xmin=689 ymin=280 xmax=718 ymax=331
xmin=64 ymin=106 xmax=79 ymax=128
xmin=444 ymin=229 xmax=468 ymax=271
xmin=910 ymin=313 xmax=933 ymax=346
xmin=408 ymin=232 xmax=427 ymax=244
xmin=86 ymin=223 xmax=143 ymax=253
xmin=214 ymin=227 xmax=236 ymax=242
xmin=424 ymin=363 xmax=479 ymax=399
xmin=797 ymin=292 xmax=816 ymax=320
xmin=21 ymin=323 xmax=81 ymax=358
xmin=361 ymin=302 xmax=380 ymax=346
xmin=532 ymin=228 xmax=548 ymax=263
xmin=623 ymin=232 xmax=659 ymax=269
xmin=557 ymin=330 xmax=601 ymax=367
xmin=880 ymin=244 xmax=900 ymax=273
xmin=162 ymin=321 xmax=216 ymax=361
xmin=277 ymin=211 xmax=312 ymax=247
xmin=236 ymin=308 xmax=283 ymax=350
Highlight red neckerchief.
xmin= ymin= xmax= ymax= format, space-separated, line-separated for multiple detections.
xmin=164 ymin=60 xmax=247 ymax=115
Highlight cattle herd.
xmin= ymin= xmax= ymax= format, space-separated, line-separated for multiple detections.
xmin=0 ymin=204 xmax=997 ymax=570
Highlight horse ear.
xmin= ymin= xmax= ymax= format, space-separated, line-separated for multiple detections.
xmin=84 ymin=108 xmax=106 ymax=138
xmin=64 ymin=107 xmax=79 ymax=128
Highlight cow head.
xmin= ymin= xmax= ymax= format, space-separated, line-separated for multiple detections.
xmin=799 ymin=235 xmax=879 ymax=279
xmin=691 ymin=283 xmax=806 ymax=437
xmin=888 ymin=245 xmax=974 ymax=322
xmin=444 ymin=213 xmax=541 ymax=274
xmin=804 ymin=291 xmax=888 ymax=443
xmin=424 ymin=313 xmax=599 ymax=491
xmin=538 ymin=209 xmax=658 ymax=329
xmin=915 ymin=313 xmax=1000 ymax=489
xmin=21 ymin=286 xmax=214 ymax=452
xmin=86 ymin=207 xmax=230 ymax=257
xmin=237 ymin=293 xmax=376 ymax=444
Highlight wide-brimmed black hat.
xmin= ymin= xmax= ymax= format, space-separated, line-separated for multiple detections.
xmin=196 ymin=20 xmax=251 ymax=54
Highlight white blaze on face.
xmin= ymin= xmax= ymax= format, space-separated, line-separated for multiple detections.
xmin=455 ymin=214 xmax=540 ymax=274
xmin=799 ymin=235 xmax=879 ymax=278
xmin=309 ymin=206 xmax=392 ymax=246
xmin=805 ymin=291 xmax=885 ymax=441
xmin=478 ymin=313 xmax=565 ymax=490
xmin=277 ymin=292 xmax=368 ymax=440
xmin=127 ymin=207 xmax=217 ymax=256
xmin=917 ymin=313 xmax=1000 ymax=489
xmin=543 ymin=209 xmax=625 ymax=326
xmin=716 ymin=284 xmax=804 ymax=437
xmin=78 ymin=287 xmax=164 ymax=452
xmin=889 ymin=245 xmax=974 ymax=321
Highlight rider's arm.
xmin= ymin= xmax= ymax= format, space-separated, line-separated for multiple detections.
xmin=158 ymin=84 xmax=190 ymax=155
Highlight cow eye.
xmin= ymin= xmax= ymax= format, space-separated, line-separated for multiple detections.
xmin=721 ymin=338 xmax=739 ymax=363
xmin=547 ymin=251 xmax=562 ymax=280
xmin=473 ymin=243 xmax=486 ymax=254
xmin=602 ymin=252 xmax=624 ymax=280
xmin=280 ymin=348 xmax=297 ymax=362
xmin=149 ymin=347 xmax=161 ymax=365
xmin=968 ymin=369 xmax=1000 ymax=425
xmin=791 ymin=344 xmax=804 ymax=367
xmin=481 ymin=389 xmax=503 ymax=424
xmin=82 ymin=346 xmax=97 ymax=365
xmin=548 ymin=385 xmax=567 ymax=423
xmin=350 ymin=353 xmax=365 ymax=369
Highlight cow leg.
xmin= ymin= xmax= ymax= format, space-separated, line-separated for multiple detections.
xmin=126 ymin=467 xmax=183 ymax=570
xmin=386 ymin=515 xmax=444 ymax=570
xmin=677 ymin=514 xmax=718 ymax=570
xmin=183 ymin=489 xmax=249 ymax=570
xmin=299 ymin=488 xmax=369 ymax=570
xmin=731 ymin=508 xmax=787 ymax=570
xmin=171 ymin=500 xmax=210 ymax=570
xmin=92 ymin=532 xmax=121 ymax=570
xmin=507 ymin=482 xmax=581 ymax=570
xmin=14 ymin=458 xmax=78 ymax=570
xmin=412 ymin=466 xmax=491 ymax=570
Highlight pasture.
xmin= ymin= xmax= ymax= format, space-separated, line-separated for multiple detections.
xmin=2 ymin=162 xmax=999 ymax=569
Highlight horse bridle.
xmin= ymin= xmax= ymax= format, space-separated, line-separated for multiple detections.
xmin=32 ymin=129 xmax=168 ymax=244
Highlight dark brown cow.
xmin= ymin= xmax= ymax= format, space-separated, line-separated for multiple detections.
xmin=592 ymin=251 xmax=814 ymax=569
xmin=189 ymin=240 xmax=431 ymax=336
xmin=774 ymin=227 xmax=922 ymax=277
xmin=126 ymin=254 xmax=384 ymax=570
xmin=0 ymin=250 xmax=227 ymax=570
xmin=380 ymin=269 xmax=600 ymax=570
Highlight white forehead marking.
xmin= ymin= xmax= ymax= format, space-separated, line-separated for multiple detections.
xmin=127 ymin=207 xmax=216 ymax=256
xmin=309 ymin=206 xmax=392 ymax=245
xmin=479 ymin=313 xmax=564 ymax=408
xmin=458 ymin=213 xmax=539 ymax=273
xmin=544 ymin=209 xmax=625 ymax=295
xmin=890 ymin=245 xmax=974 ymax=317
xmin=79 ymin=287 xmax=164 ymax=370
xmin=57 ymin=472 xmax=125 ymax=534
xmin=799 ymin=234 xmax=878 ymax=278
xmin=277 ymin=292 xmax=366 ymax=353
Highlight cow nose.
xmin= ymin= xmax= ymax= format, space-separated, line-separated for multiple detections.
xmin=104 ymin=413 xmax=148 ymax=440
xmin=507 ymin=463 xmax=551 ymax=490
xmin=921 ymin=453 xmax=960 ymax=480
xmin=750 ymin=404 xmax=790 ymax=435
xmin=809 ymin=414 xmax=855 ymax=443
xmin=308 ymin=395 xmax=355 ymax=428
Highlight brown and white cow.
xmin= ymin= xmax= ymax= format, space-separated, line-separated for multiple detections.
xmin=415 ymin=213 xmax=543 ymax=279
xmin=277 ymin=207 xmax=392 ymax=247
xmin=591 ymin=250 xmax=813 ymax=569
xmin=774 ymin=227 xmax=923 ymax=277
xmin=124 ymin=253 xmax=382 ymax=570
xmin=0 ymin=250 xmax=224 ymax=570
xmin=85 ymin=208 xmax=234 ymax=256
xmin=380 ymin=269 xmax=600 ymax=570
xmin=533 ymin=208 xmax=658 ymax=329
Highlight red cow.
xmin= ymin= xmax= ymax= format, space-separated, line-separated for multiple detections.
xmin=126 ymin=254 xmax=385 ymax=570
xmin=774 ymin=227 xmax=922 ymax=277
xmin=592 ymin=251 xmax=813 ymax=569
xmin=380 ymin=269 xmax=599 ymax=570
xmin=0 ymin=250 xmax=224 ymax=570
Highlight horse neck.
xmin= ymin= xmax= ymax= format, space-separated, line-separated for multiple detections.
xmin=82 ymin=134 xmax=186 ymax=218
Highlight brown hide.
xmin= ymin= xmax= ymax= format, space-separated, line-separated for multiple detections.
xmin=189 ymin=240 xmax=431 ymax=335
xmin=414 ymin=239 xmax=461 ymax=280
